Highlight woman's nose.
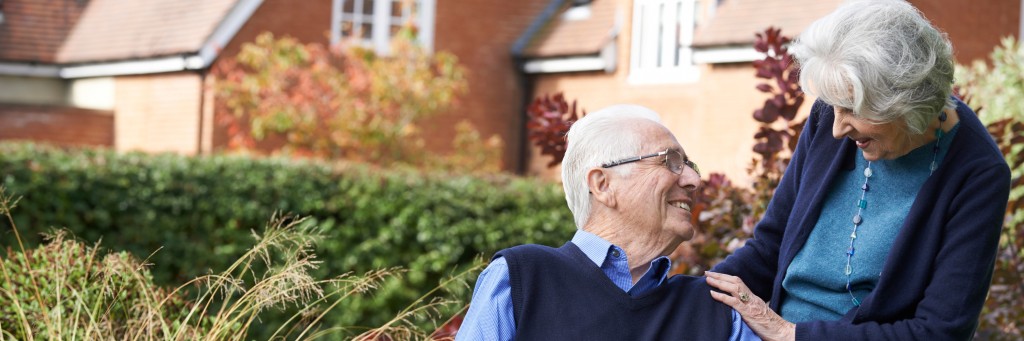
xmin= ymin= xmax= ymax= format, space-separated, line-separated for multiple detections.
xmin=833 ymin=116 xmax=853 ymax=139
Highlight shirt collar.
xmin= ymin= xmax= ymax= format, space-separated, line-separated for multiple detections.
xmin=570 ymin=229 xmax=674 ymax=271
xmin=571 ymin=229 xmax=614 ymax=267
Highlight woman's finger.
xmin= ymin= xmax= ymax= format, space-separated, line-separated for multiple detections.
xmin=710 ymin=289 xmax=745 ymax=312
xmin=705 ymin=272 xmax=741 ymax=293
xmin=705 ymin=271 xmax=742 ymax=283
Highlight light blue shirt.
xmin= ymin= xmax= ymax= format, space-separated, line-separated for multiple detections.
xmin=457 ymin=230 xmax=761 ymax=340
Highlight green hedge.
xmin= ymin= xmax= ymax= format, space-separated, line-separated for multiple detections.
xmin=0 ymin=142 xmax=573 ymax=332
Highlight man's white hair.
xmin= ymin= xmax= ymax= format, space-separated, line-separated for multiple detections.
xmin=561 ymin=104 xmax=664 ymax=229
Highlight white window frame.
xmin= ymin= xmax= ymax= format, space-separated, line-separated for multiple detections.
xmin=628 ymin=0 xmax=699 ymax=84
xmin=330 ymin=0 xmax=436 ymax=54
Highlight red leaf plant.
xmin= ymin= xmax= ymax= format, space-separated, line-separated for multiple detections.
xmin=526 ymin=93 xmax=585 ymax=167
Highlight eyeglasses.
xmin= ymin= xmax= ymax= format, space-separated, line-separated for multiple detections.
xmin=601 ymin=149 xmax=700 ymax=177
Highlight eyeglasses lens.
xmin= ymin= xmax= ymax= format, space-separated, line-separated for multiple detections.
xmin=666 ymin=151 xmax=684 ymax=174
xmin=666 ymin=150 xmax=699 ymax=176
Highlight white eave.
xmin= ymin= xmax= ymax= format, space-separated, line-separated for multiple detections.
xmin=522 ymin=40 xmax=617 ymax=74
xmin=692 ymin=45 xmax=763 ymax=64
xmin=0 ymin=62 xmax=61 ymax=77
xmin=523 ymin=56 xmax=606 ymax=73
xmin=0 ymin=0 xmax=262 ymax=79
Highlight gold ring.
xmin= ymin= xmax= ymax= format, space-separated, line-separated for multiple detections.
xmin=739 ymin=292 xmax=750 ymax=303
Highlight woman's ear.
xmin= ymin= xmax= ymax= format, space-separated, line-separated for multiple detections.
xmin=587 ymin=168 xmax=616 ymax=208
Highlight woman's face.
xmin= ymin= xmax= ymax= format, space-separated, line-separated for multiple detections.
xmin=831 ymin=106 xmax=924 ymax=161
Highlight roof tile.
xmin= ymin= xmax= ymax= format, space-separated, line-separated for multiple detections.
xmin=0 ymin=0 xmax=88 ymax=63
xmin=693 ymin=0 xmax=845 ymax=47
xmin=522 ymin=0 xmax=618 ymax=58
xmin=56 ymin=0 xmax=239 ymax=63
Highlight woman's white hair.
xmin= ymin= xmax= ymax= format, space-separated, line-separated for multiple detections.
xmin=561 ymin=104 xmax=664 ymax=229
xmin=790 ymin=0 xmax=955 ymax=134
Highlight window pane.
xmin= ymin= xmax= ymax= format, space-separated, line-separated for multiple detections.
xmin=341 ymin=21 xmax=355 ymax=37
xmin=334 ymin=0 xmax=433 ymax=52
xmin=391 ymin=0 xmax=406 ymax=18
xmin=361 ymin=0 xmax=374 ymax=15
xmin=360 ymin=23 xmax=373 ymax=39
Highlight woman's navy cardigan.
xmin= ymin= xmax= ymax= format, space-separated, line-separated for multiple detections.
xmin=712 ymin=98 xmax=1010 ymax=340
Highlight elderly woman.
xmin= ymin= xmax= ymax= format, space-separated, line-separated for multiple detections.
xmin=704 ymin=0 xmax=1010 ymax=340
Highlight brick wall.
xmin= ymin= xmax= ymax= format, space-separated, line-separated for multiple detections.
xmin=114 ymin=72 xmax=203 ymax=154
xmin=216 ymin=0 xmax=333 ymax=60
xmin=914 ymin=0 xmax=1021 ymax=64
xmin=0 ymin=104 xmax=113 ymax=146
xmin=429 ymin=0 xmax=549 ymax=172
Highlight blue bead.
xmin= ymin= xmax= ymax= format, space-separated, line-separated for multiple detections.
xmin=858 ymin=199 xmax=867 ymax=208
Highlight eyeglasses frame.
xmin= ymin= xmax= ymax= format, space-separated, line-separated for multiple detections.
xmin=600 ymin=149 xmax=700 ymax=177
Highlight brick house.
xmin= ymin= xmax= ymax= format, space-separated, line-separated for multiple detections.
xmin=0 ymin=0 xmax=549 ymax=170
xmin=518 ymin=0 xmax=1022 ymax=182
xmin=0 ymin=0 xmax=1020 ymax=181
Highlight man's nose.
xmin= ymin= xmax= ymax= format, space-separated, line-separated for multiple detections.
xmin=678 ymin=166 xmax=700 ymax=192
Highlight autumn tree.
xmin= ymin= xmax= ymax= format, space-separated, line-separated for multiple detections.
xmin=215 ymin=30 xmax=497 ymax=170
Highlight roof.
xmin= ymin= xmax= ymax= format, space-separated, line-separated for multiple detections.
xmin=0 ymin=0 xmax=88 ymax=63
xmin=0 ymin=0 xmax=257 ymax=77
xmin=56 ymin=0 xmax=239 ymax=63
xmin=520 ymin=0 xmax=618 ymax=58
xmin=693 ymin=0 xmax=845 ymax=47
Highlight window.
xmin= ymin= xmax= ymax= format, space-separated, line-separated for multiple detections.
xmin=331 ymin=0 xmax=436 ymax=54
xmin=629 ymin=0 xmax=699 ymax=84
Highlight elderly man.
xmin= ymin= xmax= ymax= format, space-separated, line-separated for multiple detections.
xmin=456 ymin=105 xmax=759 ymax=340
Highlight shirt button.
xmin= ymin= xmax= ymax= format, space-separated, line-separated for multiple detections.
xmin=610 ymin=249 xmax=621 ymax=258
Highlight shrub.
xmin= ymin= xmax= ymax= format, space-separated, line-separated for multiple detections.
xmin=956 ymin=36 xmax=1024 ymax=339
xmin=0 ymin=186 xmax=477 ymax=340
xmin=0 ymin=142 xmax=572 ymax=336
xmin=0 ymin=231 xmax=206 ymax=340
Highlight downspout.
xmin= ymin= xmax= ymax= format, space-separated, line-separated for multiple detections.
xmin=512 ymin=56 xmax=536 ymax=175
xmin=510 ymin=0 xmax=566 ymax=174
xmin=196 ymin=69 xmax=207 ymax=155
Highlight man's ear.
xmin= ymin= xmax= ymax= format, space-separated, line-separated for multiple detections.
xmin=587 ymin=168 xmax=616 ymax=208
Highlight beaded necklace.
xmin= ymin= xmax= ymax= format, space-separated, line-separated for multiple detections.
xmin=844 ymin=111 xmax=948 ymax=306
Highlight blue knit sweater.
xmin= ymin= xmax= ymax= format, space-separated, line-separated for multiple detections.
xmin=780 ymin=124 xmax=959 ymax=322
xmin=712 ymin=98 xmax=1009 ymax=340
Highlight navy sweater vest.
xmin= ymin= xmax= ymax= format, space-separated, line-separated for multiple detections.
xmin=496 ymin=243 xmax=734 ymax=340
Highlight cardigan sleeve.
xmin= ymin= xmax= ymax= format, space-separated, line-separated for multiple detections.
xmin=711 ymin=100 xmax=828 ymax=300
xmin=796 ymin=160 xmax=1011 ymax=340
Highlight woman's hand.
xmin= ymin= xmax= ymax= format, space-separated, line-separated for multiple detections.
xmin=706 ymin=271 xmax=795 ymax=341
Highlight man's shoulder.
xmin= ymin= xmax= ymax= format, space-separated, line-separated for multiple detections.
xmin=495 ymin=242 xmax=572 ymax=260
xmin=664 ymin=274 xmax=713 ymax=290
